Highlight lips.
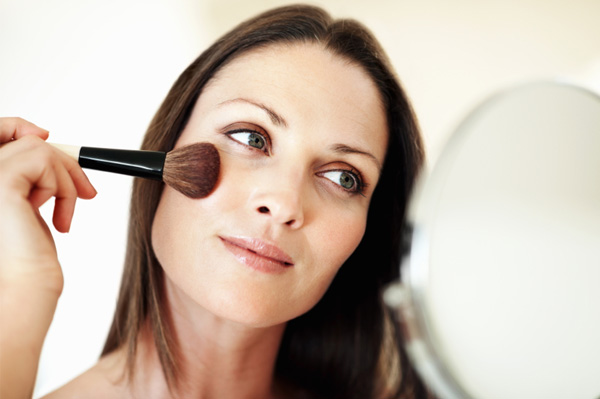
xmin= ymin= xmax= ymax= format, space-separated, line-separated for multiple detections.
xmin=219 ymin=236 xmax=294 ymax=272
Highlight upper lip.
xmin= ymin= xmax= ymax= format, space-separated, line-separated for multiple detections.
xmin=219 ymin=236 xmax=295 ymax=266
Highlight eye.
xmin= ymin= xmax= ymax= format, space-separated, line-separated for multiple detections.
xmin=224 ymin=123 xmax=270 ymax=154
xmin=321 ymin=170 xmax=364 ymax=194
xmin=229 ymin=131 xmax=266 ymax=150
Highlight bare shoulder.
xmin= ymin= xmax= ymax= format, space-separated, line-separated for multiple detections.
xmin=41 ymin=350 xmax=129 ymax=399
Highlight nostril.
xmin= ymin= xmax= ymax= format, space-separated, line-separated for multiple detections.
xmin=258 ymin=206 xmax=270 ymax=214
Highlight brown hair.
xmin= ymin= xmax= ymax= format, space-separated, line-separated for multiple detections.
xmin=102 ymin=5 xmax=427 ymax=398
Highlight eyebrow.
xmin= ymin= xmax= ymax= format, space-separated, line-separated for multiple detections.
xmin=330 ymin=143 xmax=382 ymax=171
xmin=218 ymin=98 xmax=288 ymax=128
xmin=219 ymin=97 xmax=381 ymax=171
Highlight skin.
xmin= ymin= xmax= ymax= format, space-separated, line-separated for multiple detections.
xmin=154 ymin=43 xmax=388 ymax=329
xmin=0 ymin=42 xmax=388 ymax=399
xmin=0 ymin=118 xmax=96 ymax=399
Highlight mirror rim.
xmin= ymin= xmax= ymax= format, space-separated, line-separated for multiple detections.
xmin=387 ymin=80 xmax=600 ymax=399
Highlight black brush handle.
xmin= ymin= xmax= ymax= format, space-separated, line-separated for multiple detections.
xmin=79 ymin=147 xmax=166 ymax=180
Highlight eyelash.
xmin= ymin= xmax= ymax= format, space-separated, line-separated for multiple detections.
xmin=226 ymin=127 xmax=271 ymax=154
xmin=318 ymin=168 xmax=368 ymax=196
xmin=224 ymin=125 xmax=367 ymax=196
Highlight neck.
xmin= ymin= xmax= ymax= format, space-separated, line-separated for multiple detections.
xmin=128 ymin=279 xmax=287 ymax=399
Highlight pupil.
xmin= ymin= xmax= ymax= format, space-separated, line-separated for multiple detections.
xmin=340 ymin=172 xmax=355 ymax=189
xmin=249 ymin=133 xmax=264 ymax=149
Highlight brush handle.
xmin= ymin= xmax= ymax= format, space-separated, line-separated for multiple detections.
xmin=78 ymin=147 xmax=166 ymax=180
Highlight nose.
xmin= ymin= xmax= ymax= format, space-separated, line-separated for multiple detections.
xmin=248 ymin=178 xmax=305 ymax=230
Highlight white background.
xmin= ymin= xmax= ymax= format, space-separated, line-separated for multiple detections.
xmin=0 ymin=0 xmax=599 ymax=396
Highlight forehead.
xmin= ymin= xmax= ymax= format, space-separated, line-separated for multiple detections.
xmin=196 ymin=43 xmax=388 ymax=161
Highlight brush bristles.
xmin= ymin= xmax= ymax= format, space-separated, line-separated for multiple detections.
xmin=163 ymin=143 xmax=220 ymax=199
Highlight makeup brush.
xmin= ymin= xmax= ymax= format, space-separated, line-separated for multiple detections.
xmin=50 ymin=142 xmax=220 ymax=199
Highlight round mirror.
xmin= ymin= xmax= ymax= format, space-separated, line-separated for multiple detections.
xmin=386 ymin=82 xmax=600 ymax=399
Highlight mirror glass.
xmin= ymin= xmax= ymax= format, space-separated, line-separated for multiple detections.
xmin=390 ymin=82 xmax=600 ymax=399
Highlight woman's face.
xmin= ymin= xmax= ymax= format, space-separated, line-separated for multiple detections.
xmin=152 ymin=43 xmax=388 ymax=327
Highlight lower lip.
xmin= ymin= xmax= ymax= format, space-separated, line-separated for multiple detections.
xmin=220 ymin=238 xmax=292 ymax=274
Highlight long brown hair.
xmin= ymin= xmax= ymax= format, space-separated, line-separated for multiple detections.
xmin=102 ymin=5 xmax=427 ymax=398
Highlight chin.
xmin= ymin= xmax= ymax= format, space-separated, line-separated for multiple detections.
xmin=200 ymin=290 xmax=300 ymax=328
xmin=190 ymin=281 xmax=325 ymax=329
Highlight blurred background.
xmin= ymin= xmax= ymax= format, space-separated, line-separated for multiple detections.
xmin=0 ymin=0 xmax=598 ymax=396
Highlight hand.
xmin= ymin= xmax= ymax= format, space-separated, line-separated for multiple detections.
xmin=0 ymin=117 xmax=96 ymax=398
xmin=0 ymin=117 xmax=96 ymax=293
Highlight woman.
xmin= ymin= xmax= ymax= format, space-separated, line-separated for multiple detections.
xmin=0 ymin=5 xmax=427 ymax=398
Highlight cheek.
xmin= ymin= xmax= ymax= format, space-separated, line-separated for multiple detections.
xmin=151 ymin=186 xmax=231 ymax=273
xmin=151 ymin=188 xmax=191 ymax=276
xmin=151 ymin=185 xmax=219 ymax=275
xmin=318 ymin=207 xmax=367 ymax=267
xmin=152 ymin=191 xmax=172 ymax=265
xmin=321 ymin=231 xmax=364 ymax=284
xmin=297 ymin=209 xmax=367 ymax=308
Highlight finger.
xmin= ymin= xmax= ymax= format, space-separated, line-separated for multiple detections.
xmin=0 ymin=135 xmax=46 ymax=162
xmin=34 ymin=139 xmax=96 ymax=200
xmin=15 ymin=153 xmax=77 ymax=233
xmin=0 ymin=117 xmax=49 ymax=143
xmin=53 ymin=196 xmax=77 ymax=233
xmin=0 ymin=141 xmax=95 ymax=234
xmin=59 ymin=150 xmax=97 ymax=200
xmin=1 ymin=138 xmax=97 ymax=199
xmin=28 ymin=184 xmax=58 ymax=210
xmin=4 ymin=145 xmax=68 ymax=206
xmin=51 ymin=161 xmax=79 ymax=233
